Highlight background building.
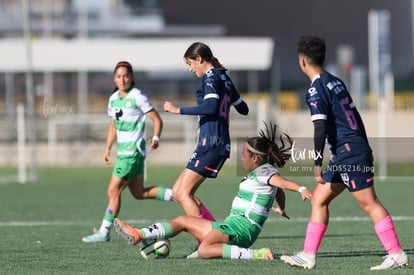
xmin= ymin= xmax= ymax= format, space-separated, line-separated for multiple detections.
xmin=162 ymin=0 xmax=414 ymax=89
xmin=0 ymin=0 xmax=413 ymax=176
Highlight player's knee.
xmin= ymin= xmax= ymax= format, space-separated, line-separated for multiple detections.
xmin=171 ymin=215 xmax=187 ymax=224
xmin=171 ymin=190 xmax=188 ymax=203
xmin=130 ymin=192 xmax=144 ymax=200
xmin=107 ymin=187 xmax=121 ymax=199
xmin=197 ymin=243 xmax=211 ymax=259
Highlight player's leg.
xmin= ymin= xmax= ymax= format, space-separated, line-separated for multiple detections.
xmin=172 ymin=168 xmax=205 ymax=216
xmin=306 ymin=182 xmax=345 ymax=253
xmin=171 ymin=169 xmax=211 ymax=257
xmin=199 ymin=217 xmax=272 ymax=260
xmin=281 ymin=182 xmax=346 ymax=269
xmin=175 ymin=152 xmax=225 ymax=257
xmin=194 ymin=155 xmax=227 ymax=221
xmin=170 ymin=215 xmax=212 ymax=240
xmin=352 ymin=186 xmax=408 ymax=270
xmin=114 ymin=215 xmax=212 ymax=245
xmin=82 ymin=175 xmax=127 ymax=242
xmin=127 ymin=154 xmax=173 ymax=201
xmin=197 ymin=229 xmax=230 ymax=259
xmin=127 ymin=174 xmax=173 ymax=201
xmin=199 ymin=230 xmax=272 ymax=260
xmin=175 ymin=152 xmax=226 ymax=219
xmin=309 ymin=181 xmax=346 ymax=223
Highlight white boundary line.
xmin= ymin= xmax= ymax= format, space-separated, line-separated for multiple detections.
xmin=1 ymin=216 xmax=414 ymax=227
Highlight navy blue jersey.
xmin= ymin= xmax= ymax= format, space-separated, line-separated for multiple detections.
xmin=181 ymin=68 xmax=247 ymax=158
xmin=306 ymin=72 xmax=371 ymax=155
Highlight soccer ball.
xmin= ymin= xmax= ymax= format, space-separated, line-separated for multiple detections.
xmin=138 ymin=238 xmax=171 ymax=259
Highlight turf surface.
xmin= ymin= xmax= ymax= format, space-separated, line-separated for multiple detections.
xmin=0 ymin=165 xmax=413 ymax=274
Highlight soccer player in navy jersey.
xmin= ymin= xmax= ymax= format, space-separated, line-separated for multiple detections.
xmin=164 ymin=42 xmax=249 ymax=257
xmin=280 ymin=35 xmax=408 ymax=270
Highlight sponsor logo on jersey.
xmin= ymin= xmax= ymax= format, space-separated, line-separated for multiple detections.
xmin=114 ymin=108 xmax=123 ymax=120
xmin=206 ymin=69 xmax=214 ymax=77
xmin=125 ymin=99 xmax=132 ymax=108
xmin=310 ymin=101 xmax=318 ymax=108
xmin=308 ymin=87 xmax=318 ymax=96
xmin=327 ymin=80 xmax=345 ymax=94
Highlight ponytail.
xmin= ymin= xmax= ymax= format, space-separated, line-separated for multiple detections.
xmin=246 ymin=122 xmax=293 ymax=167
xmin=184 ymin=42 xmax=227 ymax=71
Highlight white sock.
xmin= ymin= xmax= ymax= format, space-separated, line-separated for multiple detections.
xmin=231 ymin=246 xmax=253 ymax=259
xmin=140 ymin=223 xmax=166 ymax=239
xmin=98 ymin=219 xmax=112 ymax=235
xmin=156 ymin=187 xmax=174 ymax=201
xmin=164 ymin=188 xmax=173 ymax=201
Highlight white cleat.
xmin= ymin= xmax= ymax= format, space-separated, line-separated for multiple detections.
xmin=280 ymin=252 xmax=316 ymax=269
xmin=370 ymin=251 xmax=408 ymax=270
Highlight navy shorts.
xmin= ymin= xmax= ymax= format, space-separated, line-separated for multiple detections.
xmin=186 ymin=148 xmax=227 ymax=178
xmin=323 ymin=144 xmax=374 ymax=192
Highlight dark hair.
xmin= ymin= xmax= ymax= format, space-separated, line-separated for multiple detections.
xmin=184 ymin=42 xmax=227 ymax=71
xmin=112 ymin=61 xmax=135 ymax=92
xmin=245 ymin=122 xmax=293 ymax=167
xmin=297 ymin=35 xmax=326 ymax=67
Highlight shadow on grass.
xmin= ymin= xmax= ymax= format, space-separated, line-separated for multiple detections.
xmin=259 ymin=232 xmax=375 ymax=240
xmin=315 ymin=248 xmax=414 ymax=258
xmin=259 ymin=234 xmax=414 ymax=259
xmin=272 ymin=246 xmax=414 ymax=259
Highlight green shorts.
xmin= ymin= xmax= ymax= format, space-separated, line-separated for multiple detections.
xmin=112 ymin=153 xmax=145 ymax=181
xmin=212 ymin=215 xmax=261 ymax=248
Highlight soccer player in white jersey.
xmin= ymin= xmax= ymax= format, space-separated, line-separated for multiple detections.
xmin=82 ymin=61 xmax=173 ymax=243
xmin=113 ymin=122 xmax=312 ymax=259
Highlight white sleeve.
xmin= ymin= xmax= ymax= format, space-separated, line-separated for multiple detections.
xmin=134 ymin=90 xmax=154 ymax=114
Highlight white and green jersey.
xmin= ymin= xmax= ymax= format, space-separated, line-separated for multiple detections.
xmin=107 ymin=87 xmax=153 ymax=157
xmin=229 ymin=163 xmax=279 ymax=229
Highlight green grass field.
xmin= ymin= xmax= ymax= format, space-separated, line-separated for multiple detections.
xmin=0 ymin=165 xmax=413 ymax=274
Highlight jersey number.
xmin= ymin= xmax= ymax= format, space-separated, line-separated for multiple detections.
xmin=219 ymin=94 xmax=231 ymax=122
xmin=339 ymin=97 xmax=358 ymax=130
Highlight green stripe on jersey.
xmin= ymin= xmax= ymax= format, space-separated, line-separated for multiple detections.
xmin=237 ymin=189 xmax=274 ymax=209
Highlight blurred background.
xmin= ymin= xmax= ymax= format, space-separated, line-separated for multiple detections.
xmin=0 ymin=0 xmax=413 ymax=182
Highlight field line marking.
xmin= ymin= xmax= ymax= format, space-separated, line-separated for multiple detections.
xmin=1 ymin=216 xmax=414 ymax=227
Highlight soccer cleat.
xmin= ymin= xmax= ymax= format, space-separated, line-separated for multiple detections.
xmin=113 ymin=218 xmax=142 ymax=245
xmin=370 ymin=251 xmax=408 ymax=270
xmin=186 ymin=249 xmax=200 ymax=259
xmin=185 ymin=244 xmax=200 ymax=259
xmin=253 ymin=248 xmax=274 ymax=260
xmin=82 ymin=228 xmax=110 ymax=243
xmin=280 ymin=252 xmax=316 ymax=269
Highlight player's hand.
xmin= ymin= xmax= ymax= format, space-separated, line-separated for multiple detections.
xmin=148 ymin=138 xmax=159 ymax=151
xmin=164 ymin=101 xmax=180 ymax=114
xmin=272 ymin=207 xmax=290 ymax=220
xmin=300 ymin=189 xmax=313 ymax=201
xmin=103 ymin=150 xmax=111 ymax=164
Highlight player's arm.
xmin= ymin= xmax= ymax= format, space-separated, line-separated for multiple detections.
xmin=232 ymin=97 xmax=249 ymax=115
xmin=176 ymin=97 xmax=219 ymax=115
xmin=164 ymin=97 xmax=219 ymax=115
xmin=146 ymin=108 xmax=163 ymax=151
xmin=268 ymin=174 xmax=312 ymax=201
xmin=272 ymin=188 xmax=290 ymax=219
xmin=103 ymin=119 xmax=116 ymax=164
xmin=165 ymin=77 xmax=219 ymax=115
xmin=313 ymin=119 xmax=326 ymax=183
